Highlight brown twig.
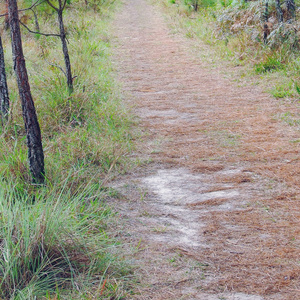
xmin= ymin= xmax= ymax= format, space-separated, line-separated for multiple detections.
xmin=20 ymin=20 xmax=60 ymax=37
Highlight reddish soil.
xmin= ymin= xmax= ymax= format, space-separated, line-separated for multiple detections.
xmin=111 ymin=0 xmax=300 ymax=299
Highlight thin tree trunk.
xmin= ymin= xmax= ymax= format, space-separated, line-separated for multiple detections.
xmin=58 ymin=7 xmax=73 ymax=94
xmin=0 ymin=36 xmax=10 ymax=123
xmin=263 ymin=0 xmax=269 ymax=44
xmin=45 ymin=0 xmax=73 ymax=94
xmin=8 ymin=0 xmax=45 ymax=184
xmin=32 ymin=8 xmax=40 ymax=32
xmin=31 ymin=0 xmax=40 ymax=33
xmin=286 ymin=0 xmax=295 ymax=20
xmin=263 ymin=0 xmax=269 ymax=22
xmin=275 ymin=0 xmax=284 ymax=23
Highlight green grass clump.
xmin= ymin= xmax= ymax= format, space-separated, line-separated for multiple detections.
xmin=270 ymin=82 xmax=294 ymax=98
xmin=0 ymin=180 xmax=130 ymax=299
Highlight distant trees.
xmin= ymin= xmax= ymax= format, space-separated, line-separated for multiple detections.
xmin=19 ymin=0 xmax=74 ymax=94
xmin=286 ymin=0 xmax=296 ymax=20
xmin=275 ymin=0 xmax=284 ymax=23
xmin=262 ymin=0 xmax=297 ymax=43
xmin=46 ymin=0 xmax=73 ymax=94
xmin=273 ymin=0 xmax=296 ymax=23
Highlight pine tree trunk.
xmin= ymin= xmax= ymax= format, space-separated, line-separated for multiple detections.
xmin=57 ymin=8 xmax=73 ymax=94
xmin=276 ymin=0 xmax=284 ymax=23
xmin=0 ymin=36 xmax=10 ymax=123
xmin=8 ymin=0 xmax=45 ymax=184
xmin=263 ymin=0 xmax=269 ymax=44
xmin=286 ymin=0 xmax=295 ymax=20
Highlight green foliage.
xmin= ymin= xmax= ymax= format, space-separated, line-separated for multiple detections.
xmin=1 ymin=0 xmax=134 ymax=190
xmin=295 ymin=81 xmax=300 ymax=95
xmin=201 ymin=0 xmax=217 ymax=8
xmin=219 ymin=0 xmax=233 ymax=8
xmin=163 ymin=0 xmax=300 ymax=99
xmin=184 ymin=0 xmax=216 ymax=10
xmin=0 ymin=181 xmax=112 ymax=298
xmin=255 ymin=54 xmax=284 ymax=73
xmin=0 ymin=1 xmax=134 ymax=298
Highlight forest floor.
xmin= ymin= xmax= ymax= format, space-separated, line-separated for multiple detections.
xmin=110 ymin=0 xmax=300 ymax=299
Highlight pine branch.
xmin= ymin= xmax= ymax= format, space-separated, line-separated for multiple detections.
xmin=20 ymin=20 xmax=61 ymax=37
xmin=45 ymin=0 xmax=59 ymax=11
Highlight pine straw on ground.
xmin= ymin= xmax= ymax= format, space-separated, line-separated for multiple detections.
xmin=113 ymin=0 xmax=300 ymax=298
xmin=191 ymin=195 xmax=300 ymax=298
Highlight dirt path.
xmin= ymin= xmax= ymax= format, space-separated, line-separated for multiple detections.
xmin=111 ymin=0 xmax=300 ymax=299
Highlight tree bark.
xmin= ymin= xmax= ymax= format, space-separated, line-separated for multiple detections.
xmin=32 ymin=0 xmax=40 ymax=33
xmin=263 ymin=0 xmax=269 ymax=44
xmin=0 ymin=36 xmax=10 ymax=123
xmin=45 ymin=0 xmax=73 ymax=94
xmin=57 ymin=1 xmax=73 ymax=94
xmin=275 ymin=0 xmax=284 ymax=23
xmin=31 ymin=8 xmax=40 ymax=33
xmin=8 ymin=0 xmax=45 ymax=184
xmin=286 ymin=0 xmax=295 ymax=20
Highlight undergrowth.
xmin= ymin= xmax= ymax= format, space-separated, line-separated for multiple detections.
xmin=0 ymin=0 xmax=134 ymax=298
xmin=159 ymin=0 xmax=300 ymax=100
xmin=1 ymin=0 xmax=134 ymax=190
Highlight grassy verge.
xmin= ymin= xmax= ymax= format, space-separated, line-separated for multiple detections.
xmin=0 ymin=0 xmax=134 ymax=298
xmin=156 ymin=0 xmax=300 ymax=101
xmin=0 ymin=182 xmax=131 ymax=299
